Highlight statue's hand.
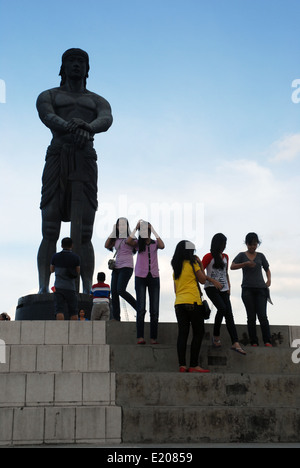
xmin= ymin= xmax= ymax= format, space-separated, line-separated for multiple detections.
xmin=67 ymin=118 xmax=91 ymax=133
xmin=74 ymin=128 xmax=91 ymax=148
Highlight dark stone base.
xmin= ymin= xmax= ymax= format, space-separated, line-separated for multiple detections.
xmin=15 ymin=293 xmax=93 ymax=320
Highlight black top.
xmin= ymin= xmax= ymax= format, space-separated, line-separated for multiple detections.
xmin=51 ymin=249 xmax=80 ymax=290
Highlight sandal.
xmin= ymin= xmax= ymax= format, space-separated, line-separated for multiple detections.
xmin=137 ymin=339 xmax=146 ymax=345
xmin=188 ymin=367 xmax=210 ymax=373
xmin=231 ymin=346 xmax=246 ymax=356
xmin=212 ymin=337 xmax=221 ymax=348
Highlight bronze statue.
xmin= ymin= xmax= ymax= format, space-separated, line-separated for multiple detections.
xmin=36 ymin=48 xmax=113 ymax=294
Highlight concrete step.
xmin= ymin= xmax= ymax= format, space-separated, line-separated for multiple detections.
xmin=110 ymin=344 xmax=298 ymax=374
xmin=1 ymin=320 xmax=294 ymax=348
xmin=115 ymin=372 xmax=300 ymax=408
xmin=1 ymin=344 xmax=110 ymax=373
xmin=1 ymin=321 xmax=295 ymax=375
xmin=0 ymin=405 xmax=121 ymax=446
xmin=106 ymin=321 xmax=291 ymax=348
xmin=121 ymin=405 xmax=300 ymax=444
xmin=0 ymin=371 xmax=116 ymax=407
xmin=0 ymin=320 xmax=106 ymax=345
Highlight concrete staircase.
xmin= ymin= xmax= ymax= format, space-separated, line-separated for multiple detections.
xmin=107 ymin=322 xmax=300 ymax=444
xmin=0 ymin=320 xmax=299 ymax=445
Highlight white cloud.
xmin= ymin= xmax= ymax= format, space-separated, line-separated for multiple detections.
xmin=268 ymin=133 xmax=300 ymax=163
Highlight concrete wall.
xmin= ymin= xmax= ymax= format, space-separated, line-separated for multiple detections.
xmin=0 ymin=321 xmax=121 ymax=446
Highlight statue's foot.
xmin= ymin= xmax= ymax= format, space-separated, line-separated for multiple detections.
xmin=38 ymin=287 xmax=50 ymax=294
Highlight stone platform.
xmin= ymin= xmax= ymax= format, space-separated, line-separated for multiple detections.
xmin=0 ymin=320 xmax=299 ymax=446
xmin=15 ymin=293 xmax=93 ymax=320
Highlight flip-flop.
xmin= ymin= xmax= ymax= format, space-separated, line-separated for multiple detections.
xmin=231 ymin=346 xmax=246 ymax=356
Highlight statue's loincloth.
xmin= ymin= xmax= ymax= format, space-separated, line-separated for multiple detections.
xmin=40 ymin=142 xmax=98 ymax=222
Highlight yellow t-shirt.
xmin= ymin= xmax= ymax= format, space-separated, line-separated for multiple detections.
xmin=173 ymin=260 xmax=202 ymax=306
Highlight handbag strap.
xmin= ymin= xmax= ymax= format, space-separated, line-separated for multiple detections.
xmin=113 ymin=238 xmax=125 ymax=258
xmin=191 ymin=261 xmax=203 ymax=298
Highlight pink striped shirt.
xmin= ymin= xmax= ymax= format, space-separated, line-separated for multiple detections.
xmin=134 ymin=240 xmax=160 ymax=278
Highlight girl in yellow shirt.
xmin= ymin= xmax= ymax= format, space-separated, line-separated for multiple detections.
xmin=171 ymin=240 xmax=210 ymax=373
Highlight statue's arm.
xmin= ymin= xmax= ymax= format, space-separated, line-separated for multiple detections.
xmin=65 ymin=95 xmax=112 ymax=137
xmin=36 ymin=90 xmax=68 ymax=133
xmin=89 ymin=96 xmax=113 ymax=134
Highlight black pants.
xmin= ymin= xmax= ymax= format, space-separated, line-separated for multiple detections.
xmin=242 ymin=287 xmax=271 ymax=345
xmin=111 ymin=267 xmax=137 ymax=321
xmin=205 ymin=287 xmax=238 ymax=344
xmin=175 ymin=303 xmax=205 ymax=367
xmin=54 ymin=288 xmax=78 ymax=319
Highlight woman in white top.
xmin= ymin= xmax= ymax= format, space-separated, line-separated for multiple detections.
xmin=105 ymin=218 xmax=137 ymax=321
xmin=202 ymin=233 xmax=245 ymax=355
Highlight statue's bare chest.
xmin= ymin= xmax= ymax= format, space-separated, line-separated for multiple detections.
xmin=53 ymin=91 xmax=97 ymax=120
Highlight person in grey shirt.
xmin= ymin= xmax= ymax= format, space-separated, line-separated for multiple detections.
xmin=50 ymin=237 xmax=80 ymax=320
xmin=231 ymin=232 xmax=272 ymax=346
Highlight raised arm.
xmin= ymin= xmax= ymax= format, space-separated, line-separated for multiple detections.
xmin=150 ymin=224 xmax=165 ymax=250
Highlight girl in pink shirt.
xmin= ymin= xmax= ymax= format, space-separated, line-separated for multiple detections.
xmin=105 ymin=218 xmax=137 ymax=321
xmin=127 ymin=220 xmax=164 ymax=344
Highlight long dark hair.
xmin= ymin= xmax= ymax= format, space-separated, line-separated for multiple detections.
xmin=115 ymin=218 xmax=136 ymax=254
xmin=171 ymin=240 xmax=197 ymax=279
xmin=115 ymin=218 xmax=131 ymax=238
xmin=211 ymin=233 xmax=227 ymax=269
xmin=137 ymin=221 xmax=152 ymax=253
xmin=59 ymin=48 xmax=89 ymax=88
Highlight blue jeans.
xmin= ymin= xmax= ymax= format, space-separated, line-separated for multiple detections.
xmin=111 ymin=267 xmax=137 ymax=321
xmin=135 ymin=273 xmax=160 ymax=339
xmin=242 ymin=287 xmax=271 ymax=345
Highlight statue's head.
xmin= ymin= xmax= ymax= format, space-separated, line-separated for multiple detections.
xmin=59 ymin=48 xmax=90 ymax=87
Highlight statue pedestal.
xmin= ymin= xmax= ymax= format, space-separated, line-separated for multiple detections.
xmin=15 ymin=293 xmax=92 ymax=320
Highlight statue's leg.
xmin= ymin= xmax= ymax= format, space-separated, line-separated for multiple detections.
xmin=38 ymin=201 xmax=61 ymax=294
xmin=80 ymin=204 xmax=96 ymax=294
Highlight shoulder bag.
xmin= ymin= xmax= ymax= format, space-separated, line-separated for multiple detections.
xmin=191 ymin=261 xmax=211 ymax=320
xmin=108 ymin=239 xmax=124 ymax=270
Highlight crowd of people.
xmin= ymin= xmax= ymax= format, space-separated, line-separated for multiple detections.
xmin=26 ymin=219 xmax=273 ymax=373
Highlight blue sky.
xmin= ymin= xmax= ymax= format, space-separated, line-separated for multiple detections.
xmin=1 ymin=0 xmax=300 ymax=326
